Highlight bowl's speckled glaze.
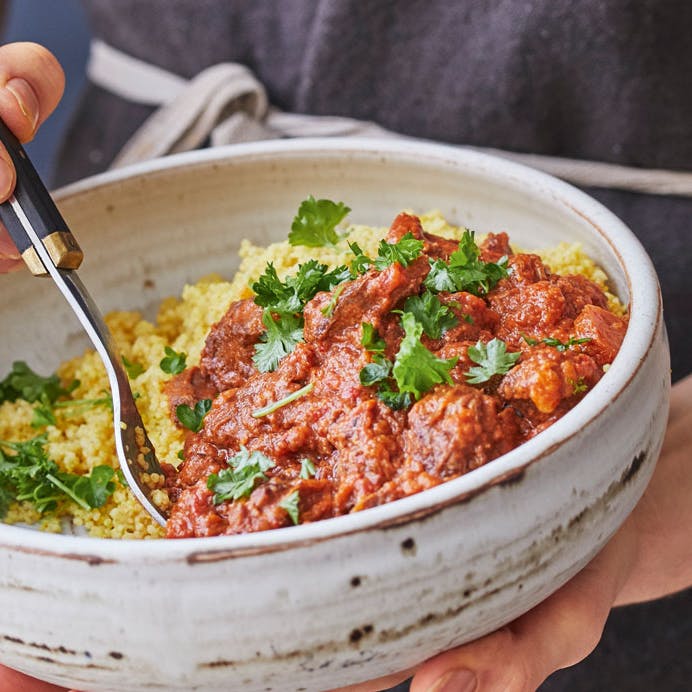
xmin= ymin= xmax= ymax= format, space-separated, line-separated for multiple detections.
xmin=0 ymin=140 xmax=669 ymax=691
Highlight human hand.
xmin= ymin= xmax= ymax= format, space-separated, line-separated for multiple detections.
xmin=0 ymin=664 xmax=77 ymax=691
xmin=0 ymin=41 xmax=64 ymax=273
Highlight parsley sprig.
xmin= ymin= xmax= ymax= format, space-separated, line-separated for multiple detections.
xmin=359 ymin=314 xmax=457 ymax=408
xmin=160 ymin=346 xmax=187 ymax=375
xmin=465 ymin=338 xmax=521 ymax=384
xmin=522 ymin=335 xmax=593 ymax=352
xmin=392 ymin=313 xmax=458 ymax=399
xmin=349 ymin=233 xmax=424 ymax=276
xmin=252 ymin=312 xmax=304 ymax=373
xmin=0 ymin=361 xmax=78 ymax=406
xmin=251 ymin=260 xmax=350 ymax=372
xmin=288 ymin=196 xmax=351 ymax=248
xmin=207 ymin=447 xmax=275 ymax=504
xmin=279 ymin=490 xmax=300 ymax=525
xmin=424 ymin=230 xmax=508 ymax=296
xmin=176 ymin=399 xmax=212 ymax=432
xmin=0 ymin=435 xmax=116 ymax=517
xmin=401 ymin=291 xmax=458 ymax=339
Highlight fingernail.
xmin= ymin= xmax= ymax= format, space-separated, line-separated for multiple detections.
xmin=0 ymin=156 xmax=14 ymax=199
xmin=429 ymin=668 xmax=478 ymax=692
xmin=4 ymin=77 xmax=40 ymax=132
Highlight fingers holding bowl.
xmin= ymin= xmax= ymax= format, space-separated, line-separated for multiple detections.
xmin=0 ymin=41 xmax=65 ymax=273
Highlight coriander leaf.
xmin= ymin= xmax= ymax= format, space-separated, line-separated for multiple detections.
xmin=348 ymin=241 xmax=373 ymax=276
xmin=0 ymin=361 xmax=78 ymax=405
xmin=53 ymin=392 xmax=113 ymax=414
xmin=0 ymin=437 xmax=116 ymax=517
xmin=253 ymin=311 xmax=304 ymax=373
xmin=207 ymin=447 xmax=276 ymax=504
xmin=176 ymin=399 xmax=212 ymax=432
xmin=52 ymin=465 xmax=116 ymax=510
xmin=376 ymin=381 xmax=412 ymax=410
xmin=31 ymin=404 xmax=56 ymax=429
xmin=359 ymin=354 xmax=392 ymax=387
xmin=0 ymin=436 xmax=62 ymax=515
xmin=374 ymin=232 xmax=424 ymax=270
xmin=252 ymin=262 xmax=302 ymax=315
xmin=391 ymin=312 xmax=457 ymax=400
xmin=361 ymin=323 xmax=386 ymax=353
xmin=160 ymin=346 xmax=187 ymax=375
xmin=252 ymin=382 xmax=314 ymax=418
xmin=403 ymin=292 xmax=458 ymax=339
xmin=289 ymin=196 xmax=351 ymax=247
xmin=122 ymin=355 xmax=144 ymax=379
xmin=320 ymin=283 xmax=346 ymax=318
xmin=465 ymin=338 xmax=521 ymax=384
xmin=279 ymin=490 xmax=300 ymax=525
xmin=252 ymin=260 xmax=349 ymax=316
xmin=541 ymin=336 xmax=593 ymax=352
xmin=424 ymin=258 xmax=459 ymax=292
xmin=300 ymin=458 xmax=316 ymax=479
xmin=424 ymin=230 xmax=509 ymax=296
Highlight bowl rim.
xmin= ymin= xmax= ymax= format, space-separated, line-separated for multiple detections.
xmin=0 ymin=137 xmax=662 ymax=561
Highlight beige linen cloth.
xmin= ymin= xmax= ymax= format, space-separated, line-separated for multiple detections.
xmin=88 ymin=38 xmax=692 ymax=197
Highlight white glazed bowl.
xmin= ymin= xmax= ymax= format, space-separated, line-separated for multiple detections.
xmin=0 ymin=139 xmax=669 ymax=692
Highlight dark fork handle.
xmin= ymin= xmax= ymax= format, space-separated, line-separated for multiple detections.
xmin=0 ymin=118 xmax=83 ymax=276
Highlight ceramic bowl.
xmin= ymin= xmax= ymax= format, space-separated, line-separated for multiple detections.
xmin=0 ymin=139 xmax=669 ymax=692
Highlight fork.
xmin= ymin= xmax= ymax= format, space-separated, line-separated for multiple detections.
xmin=0 ymin=119 xmax=169 ymax=526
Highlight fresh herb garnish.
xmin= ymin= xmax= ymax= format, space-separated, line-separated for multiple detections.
xmin=534 ymin=336 xmax=593 ymax=352
xmin=361 ymin=323 xmax=386 ymax=353
xmin=207 ymin=447 xmax=275 ymax=504
xmin=375 ymin=381 xmax=413 ymax=410
xmin=402 ymin=291 xmax=458 ymax=339
xmin=31 ymin=392 xmax=113 ymax=430
xmin=252 ymin=383 xmax=314 ymax=418
xmin=424 ymin=230 xmax=508 ymax=296
xmin=31 ymin=405 xmax=56 ymax=428
xmin=300 ymin=458 xmax=316 ymax=479
xmin=253 ymin=260 xmax=350 ymax=315
xmin=279 ymin=490 xmax=300 ymax=525
xmin=466 ymin=338 xmax=521 ymax=384
xmin=391 ymin=312 xmax=457 ymax=399
xmin=160 ymin=346 xmax=187 ymax=375
xmin=251 ymin=260 xmax=349 ymax=371
xmin=320 ymin=283 xmax=346 ymax=318
xmin=348 ymin=241 xmax=373 ymax=276
xmin=374 ymin=233 xmax=424 ymax=270
xmin=122 ymin=355 xmax=144 ymax=379
xmin=0 ymin=436 xmax=116 ymax=517
xmin=359 ymin=354 xmax=393 ymax=387
xmin=252 ymin=312 xmax=304 ymax=373
xmin=288 ymin=196 xmax=351 ymax=248
xmin=176 ymin=399 xmax=212 ymax=432
xmin=0 ymin=361 xmax=78 ymax=406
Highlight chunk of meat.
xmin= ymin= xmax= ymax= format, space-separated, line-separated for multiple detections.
xmin=303 ymin=256 xmax=428 ymax=343
xmin=404 ymin=385 xmax=520 ymax=477
xmin=573 ymin=304 xmax=628 ymax=366
xmin=199 ymin=299 xmax=264 ymax=391
xmin=499 ymin=348 xmax=602 ymax=413
xmin=479 ymin=231 xmax=513 ymax=263
xmin=330 ymin=398 xmax=406 ymax=513
xmin=164 ymin=366 xmax=217 ymax=422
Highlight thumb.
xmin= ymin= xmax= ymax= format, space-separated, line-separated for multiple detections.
xmin=410 ymin=524 xmax=637 ymax=692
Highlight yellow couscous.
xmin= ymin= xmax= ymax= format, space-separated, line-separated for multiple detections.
xmin=0 ymin=211 xmax=623 ymax=538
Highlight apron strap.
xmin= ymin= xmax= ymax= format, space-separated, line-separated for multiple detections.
xmin=87 ymin=39 xmax=692 ymax=197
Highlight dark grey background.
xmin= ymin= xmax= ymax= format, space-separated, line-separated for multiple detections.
xmin=2 ymin=3 xmax=690 ymax=692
